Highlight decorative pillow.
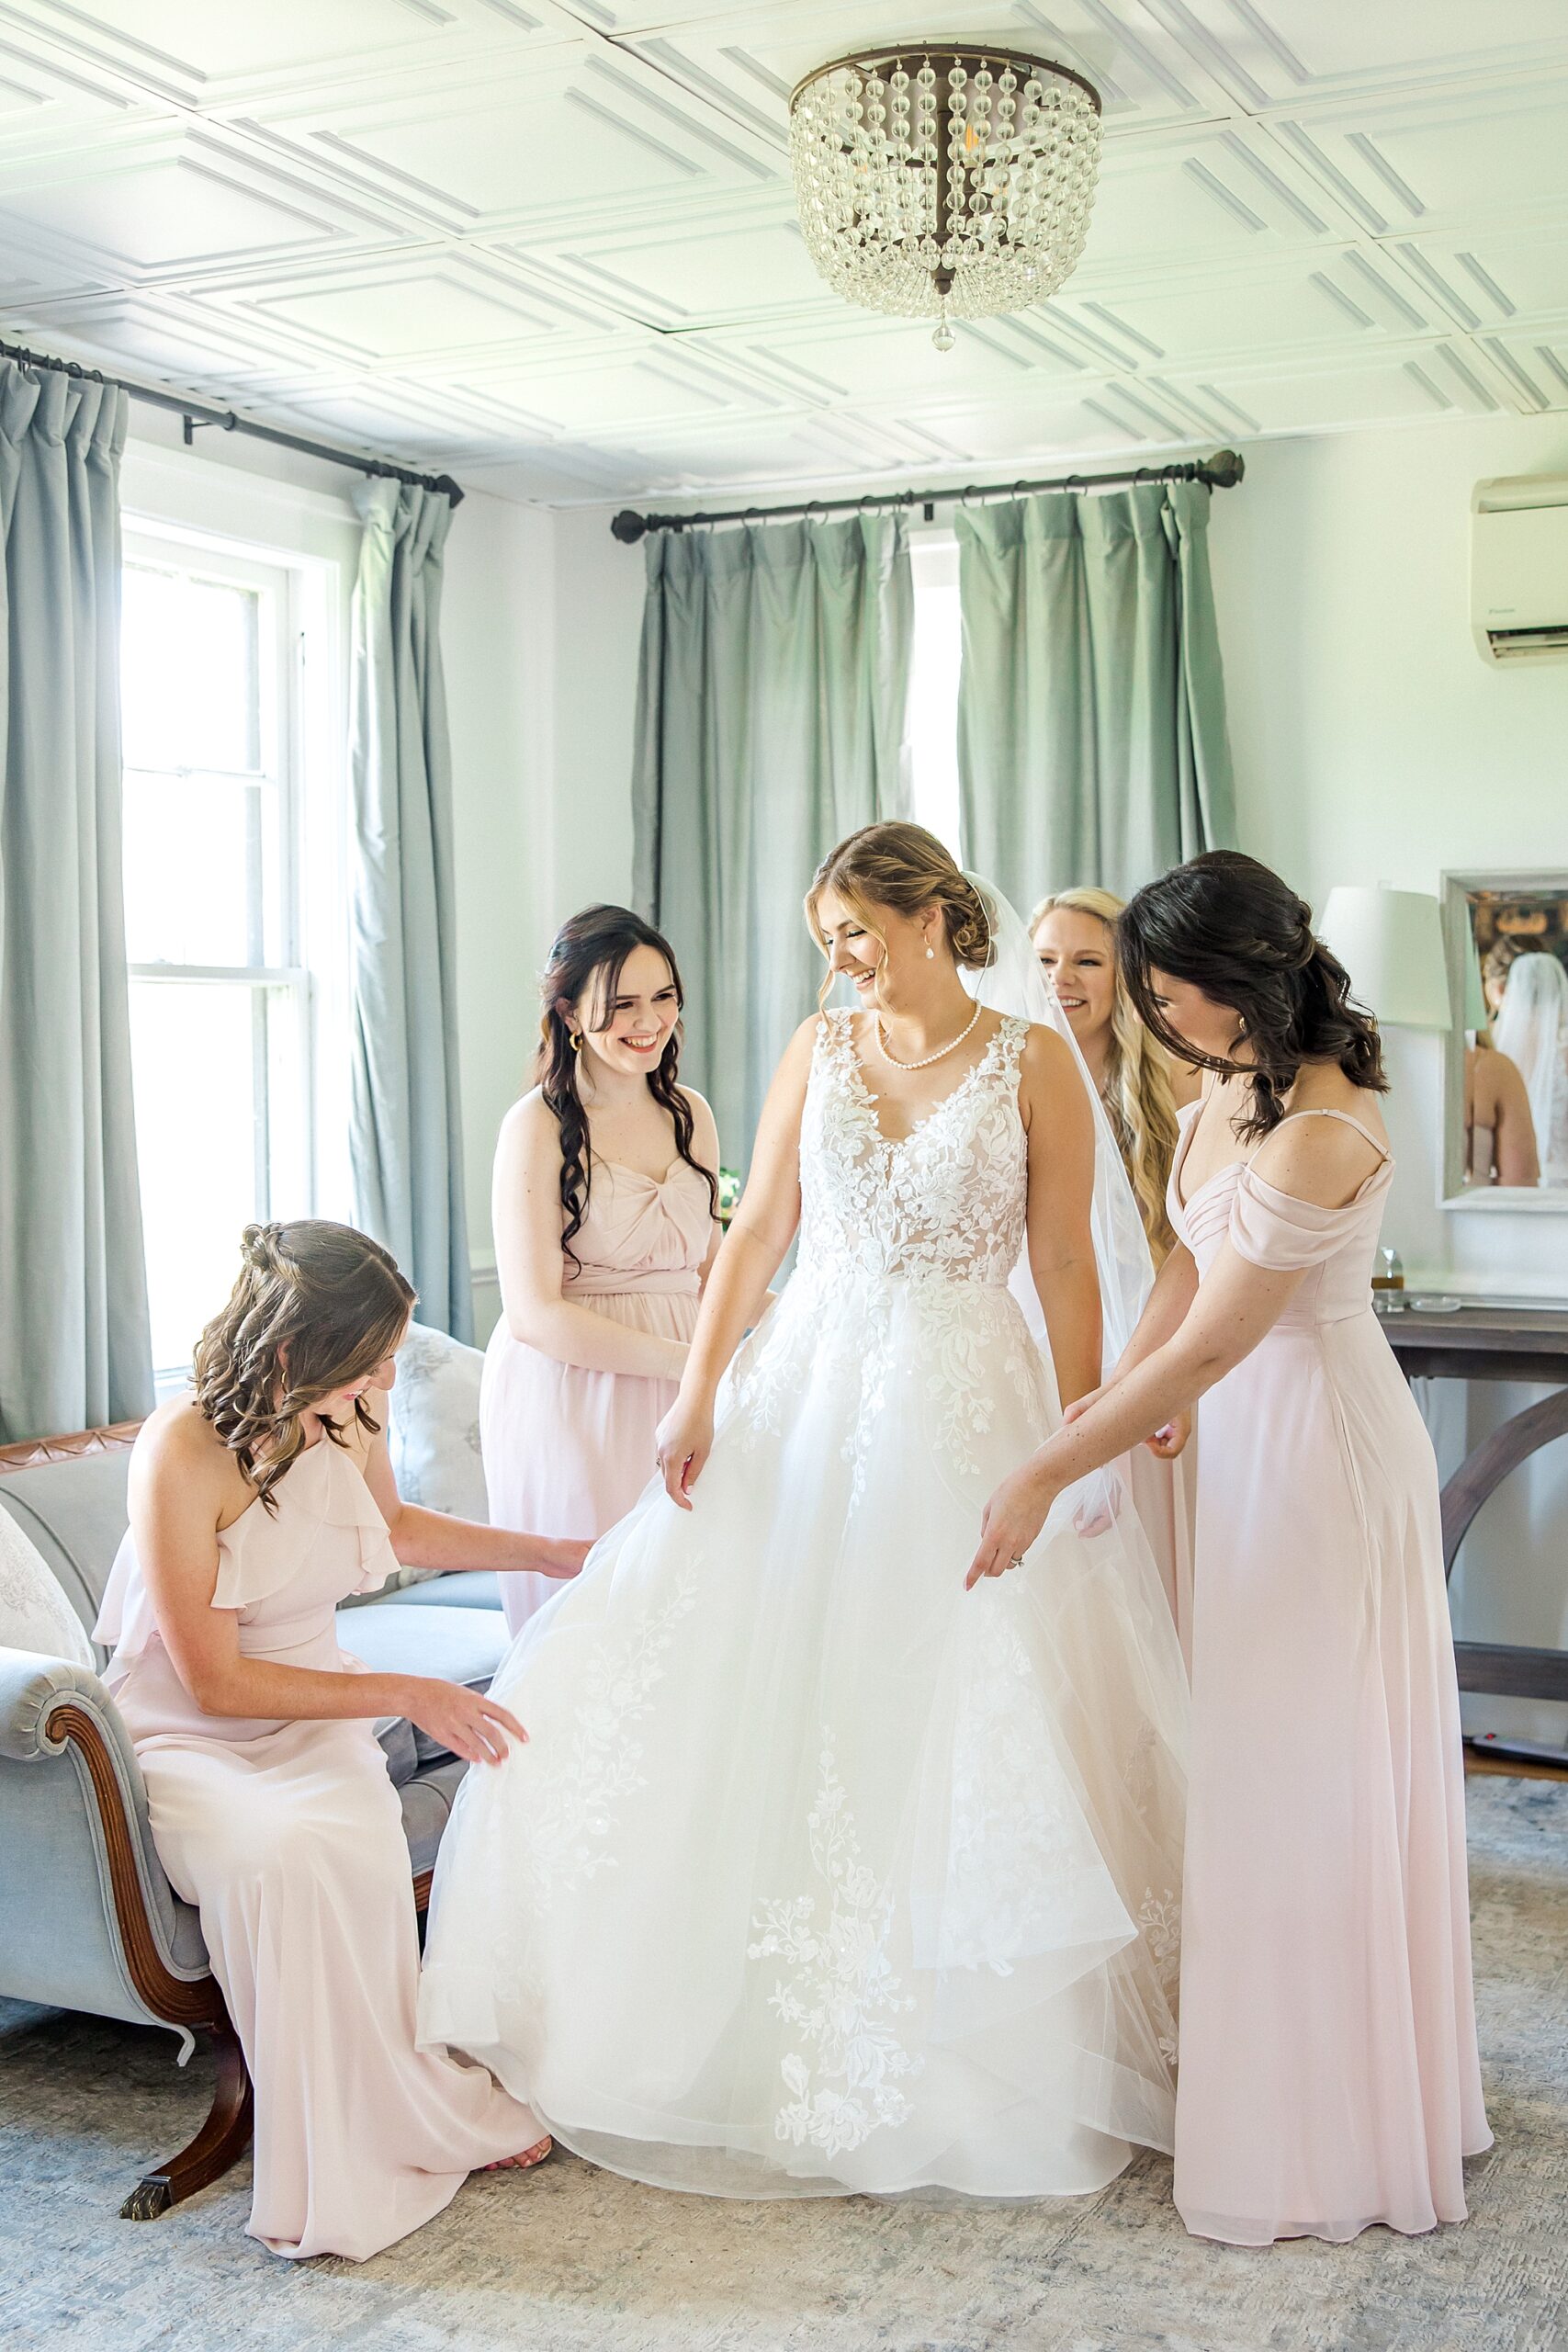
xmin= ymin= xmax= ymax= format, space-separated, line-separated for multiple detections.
xmin=388 ymin=1321 xmax=489 ymax=1527
xmin=0 ymin=1498 xmax=96 ymax=1669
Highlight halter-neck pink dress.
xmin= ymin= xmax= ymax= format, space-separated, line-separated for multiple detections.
xmin=483 ymin=1152 xmax=715 ymax=1635
xmin=1168 ymin=1102 xmax=1490 ymax=2245
xmin=96 ymin=1436 xmax=542 ymax=2261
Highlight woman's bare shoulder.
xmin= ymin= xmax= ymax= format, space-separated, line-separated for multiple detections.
xmin=132 ymin=1396 xmax=243 ymax=1509
xmin=1252 ymin=1087 xmax=1389 ymax=1207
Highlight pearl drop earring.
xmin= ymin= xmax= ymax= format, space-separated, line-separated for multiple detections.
xmin=925 ymin=944 xmax=935 ymax=960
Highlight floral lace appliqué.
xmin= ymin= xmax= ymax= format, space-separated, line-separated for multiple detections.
xmin=748 ymin=1740 xmax=922 ymax=2156
xmin=496 ymin=1566 xmax=699 ymax=1912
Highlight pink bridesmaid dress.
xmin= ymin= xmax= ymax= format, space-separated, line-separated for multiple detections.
xmin=483 ymin=1156 xmax=714 ymax=1636
xmin=1169 ymin=1102 xmax=1490 ymax=2245
xmin=96 ymin=1438 xmax=541 ymax=2261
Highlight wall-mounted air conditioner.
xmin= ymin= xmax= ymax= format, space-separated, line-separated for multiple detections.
xmin=1472 ymin=474 xmax=1568 ymax=666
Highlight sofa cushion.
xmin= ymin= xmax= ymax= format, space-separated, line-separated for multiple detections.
xmin=380 ymin=1569 xmax=504 ymax=1613
xmin=0 ymin=1453 xmax=133 ymax=1649
xmin=388 ymin=1324 xmax=487 ymax=1524
xmin=0 ymin=1499 xmax=96 ymax=1669
xmin=335 ymin=1601 xmax=510 ymax=1769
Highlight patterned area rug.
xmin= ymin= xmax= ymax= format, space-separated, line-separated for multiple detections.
xmin=3 ymin=1777 xmax=1564 ymax=2352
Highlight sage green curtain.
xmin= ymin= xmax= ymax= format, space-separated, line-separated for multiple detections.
xmin=0 ymin=358 xmax=153 ymax=1442
xmin=347 ymin=479 xmax=472 ymax=1341
xmin=632 ymin=517 xmax=912 ymax=1159
xmin=956 ymin=482 xmax=1235 ymax=904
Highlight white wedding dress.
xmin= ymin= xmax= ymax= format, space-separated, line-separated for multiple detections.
xmin=419 ymin=1009 xmax=1189 ymax=2199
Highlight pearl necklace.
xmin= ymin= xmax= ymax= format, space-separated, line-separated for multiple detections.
xmin=875 ymin=1001 xmax=982 ymax=1071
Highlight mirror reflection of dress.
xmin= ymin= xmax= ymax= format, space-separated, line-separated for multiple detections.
xmin=418 ymin=1011 xmax=1189 ymax=2200
xmin=1493 ymin=952 xmax=1568 ymax=1185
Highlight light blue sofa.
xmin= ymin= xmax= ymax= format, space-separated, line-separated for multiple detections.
xmin=0 ymin=1418 xmax=509 ymax=2221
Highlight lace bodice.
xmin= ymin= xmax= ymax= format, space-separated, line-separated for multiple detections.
xmin=797 ymin=1011 xmax=1030 ymax=1287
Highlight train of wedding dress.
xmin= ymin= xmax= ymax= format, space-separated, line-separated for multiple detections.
xmin=417 ymin=882 xmax=1189 ymax=2199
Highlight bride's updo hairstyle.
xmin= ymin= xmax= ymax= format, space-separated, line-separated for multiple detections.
xmin=536 ymin=903 xmax=716 ymax=1269
xmin=806 ymin=822 xmax=993 ymax=1001
xmin=192 ymin=1220 xmax=415 ymax=1511
xmin=1118 ymin=850 xmax=1387 ymax=1141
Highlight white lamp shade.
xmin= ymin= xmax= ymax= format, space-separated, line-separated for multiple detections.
xmin=1318 ymin=885 xmax=1453 ymax=1030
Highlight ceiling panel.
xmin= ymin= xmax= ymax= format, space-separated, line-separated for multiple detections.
xmin=613 ymin=0 xmax=1235 ymax=147
xmin=689 ymin=309 xmax=1107 ymax=415
xmin=185 ymin=247 xmax=608 ymax=369
xmin=0 ymin=123 xmax=411 ymax=284
xmin=510 ymin=194 xmax=833 ymax=330
xmin=1269 ymin=75 xmax=1568 ymax=239
xmin=0 ymin=5 xmax=1565 ymax=496
xmin=1052 ymin=244 xmax=1441 ymax=370
xmin=1161 ymin=336 xmax=1520 ymax=436
xmin=230 ymin=43 xmax=779 ymax=241
xmin=0 ymin=0 xmax=553 ymax=107
xmin=1146 ymin=0 xmax=1568 ymax=110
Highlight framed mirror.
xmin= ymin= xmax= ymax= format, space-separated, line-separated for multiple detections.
xmin=1442 ymin=867 xmax=1568 ymax=1209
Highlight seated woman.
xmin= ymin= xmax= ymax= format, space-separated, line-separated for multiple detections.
xmin=95 ymin=1219 xmax=589 ymax=2261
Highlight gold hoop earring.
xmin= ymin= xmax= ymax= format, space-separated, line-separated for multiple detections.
xmin=569 ymin=1031 xmax=582 ymax=1054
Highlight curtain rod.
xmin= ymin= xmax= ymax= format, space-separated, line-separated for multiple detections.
xmin=0 ymin=334 xmax=464 ymax=508
xmin=610 ymin=449 xmax=1243 ymax=542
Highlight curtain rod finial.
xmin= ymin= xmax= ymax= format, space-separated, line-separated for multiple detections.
xmin=611 ymin=508 xmax=649 ymax=544
xmin=1206 ymin=449 xmax=1244 ymax=489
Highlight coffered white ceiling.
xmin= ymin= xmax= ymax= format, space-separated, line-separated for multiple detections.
xmin=2 ymin=1 xmax=1567 ymax=503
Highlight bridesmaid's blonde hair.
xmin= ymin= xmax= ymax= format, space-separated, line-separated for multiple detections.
xmin=807 ymin=822 xmax=993 ymax=1005
xmin=192 ymin=1220 xmax=415 ymax=1512
xmin=1032 ymin=886 xmax=1183 ymax=1261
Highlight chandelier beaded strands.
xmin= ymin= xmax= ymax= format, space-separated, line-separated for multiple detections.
xmin=789 ymin=45 xmax=1102 ymax=352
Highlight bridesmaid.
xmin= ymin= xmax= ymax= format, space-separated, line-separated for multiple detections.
xmin=1032 ymin=886 xmax=1201 ymax=1658
xmin=972 ymin=851 xmax=1490 ymax=2245
xmin=483 ymin=905 xmax=722 ymax=1635
xmin=95 ymin=1220 xmax=590 ymax=2260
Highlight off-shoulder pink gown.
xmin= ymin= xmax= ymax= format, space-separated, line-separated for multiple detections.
xmin=483 ymin=1156 xmax=714 ymax=1636
xmin=95 ymin=1438 xmax=541 ymax=2261
xmin=1170 ymin=1103 xmax=1490 ymax=2245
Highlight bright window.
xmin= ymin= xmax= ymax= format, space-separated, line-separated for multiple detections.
xmin=908 ymin=535 xmax=964 ymax=861
xmin=120 ymin=535 xmax=328 ymax=1376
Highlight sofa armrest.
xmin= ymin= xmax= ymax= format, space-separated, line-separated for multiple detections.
xmin=0 ymin=1649 xmax=108 ymax=1759
xmin=0 ymin=1648 xmax=218 ymax=2043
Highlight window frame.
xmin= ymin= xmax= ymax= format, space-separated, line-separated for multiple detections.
xmin=119 ymin=523 xmax=324 ymax=1377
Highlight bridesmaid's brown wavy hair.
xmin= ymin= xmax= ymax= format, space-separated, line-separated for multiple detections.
xmin=1119 ymin=852 xmax=1388 ymax=1142
xmin=192 ymin=1221 xmax=415 ymax=1513
xmin=536 ymin=905 xmax=717 ymax=1272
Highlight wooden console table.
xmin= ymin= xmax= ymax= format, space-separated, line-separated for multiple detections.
xmin=1383 ymin=1303 xmax=1568 ymax=1702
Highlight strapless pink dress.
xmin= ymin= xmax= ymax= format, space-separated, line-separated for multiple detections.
xmin=1169 ymin=1102 xmax=1490 ymax=2245
xmin=483 ymin=1156 xmax=714 ymax=1635
xmin=96 ymin=1438 xmax=540 ymax=2260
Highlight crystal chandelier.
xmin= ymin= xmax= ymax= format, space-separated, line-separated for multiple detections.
xmin=790 ymin=46 xmax=1102 ymax=351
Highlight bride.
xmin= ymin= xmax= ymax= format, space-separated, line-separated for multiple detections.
xmin=418 ymin=822 xmax=1188 ymax=2199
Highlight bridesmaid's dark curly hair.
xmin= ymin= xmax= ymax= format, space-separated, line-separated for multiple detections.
xmin=192 ymin=1221 xmax=415 ymax=1512
xmin=537 ymin=906 xmax=717 ymax=1270
xmin=1118 ymin=851 xmax=1388 ymax=1142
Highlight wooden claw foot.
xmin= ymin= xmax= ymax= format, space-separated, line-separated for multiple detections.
xmin=122 ymin=2018 xmax=254 ymax=2220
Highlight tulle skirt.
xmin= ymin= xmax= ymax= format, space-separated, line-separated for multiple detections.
xmin=420 ymin=1262 xmax=1190 ymax=2200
